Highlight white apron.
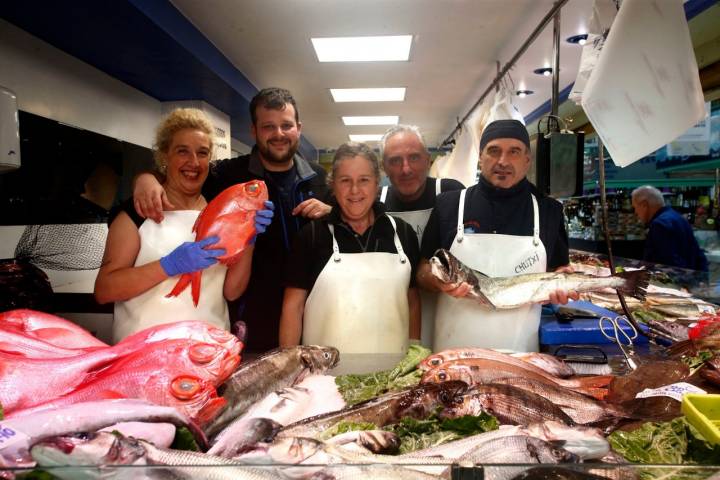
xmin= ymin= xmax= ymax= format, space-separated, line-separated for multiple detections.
xmin=380 ymin=178 xmax=441 ymax=348
xmin=303 ymin=215 xmax=411 ymax=354
xmin=113 ymin=210 xmax=229 ymax=343
xmin=434 ymin=189 xmax=547 ymax=352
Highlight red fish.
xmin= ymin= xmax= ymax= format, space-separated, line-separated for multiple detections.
xmin=166 ymin=180 xmax=269 ymax=306
xmin=0 ymin=309 xmax=108 ymax=349
xmin=18 ymin=340 xmax=234 ymax=425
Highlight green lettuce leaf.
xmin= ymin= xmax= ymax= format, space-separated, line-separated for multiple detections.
xmin=318 ymin=421 xmax=377 ymax=441
xmin=335 ymin=346 xmax=431 ymax=406
xmin=170 ymin=426 xmax=200 ymax=451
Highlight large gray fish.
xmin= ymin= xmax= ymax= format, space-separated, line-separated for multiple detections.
xmin=276 ymin=381 xmax=468 ymax=440
xmin=430 ymin=249 xmax=648 ymax=309
xmin=30 ymin=431 xmax=284 ymax=480
xmin=440 ymin=383 xmax=577 ymax=426
xmin=205 ymin=345 xmax=339 ymax=437
xmin=0 ymin=399 xmax=204 ymax=469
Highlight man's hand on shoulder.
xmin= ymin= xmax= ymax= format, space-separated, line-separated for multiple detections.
xmin=133 ymin=172 xmax=174 ymax=223
xmin=292 ymin=198 xmax=331 ymax=219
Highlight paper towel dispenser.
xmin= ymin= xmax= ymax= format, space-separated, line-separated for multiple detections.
xmin=0 ymin=86 xmax=21 ymax=173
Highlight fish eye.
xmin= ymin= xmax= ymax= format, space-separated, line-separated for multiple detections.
xmin=323 ymin=352 xmax=330 ymax=359
xmin=170 ymin=376 xmax=202 ymax=399
xmin=438 ymin=372 xmax=447 ymax=381
xmin=430 ymin=358 xmax=441 ymax=366
xmin=245 ymin=183 xmax=260 ymax=195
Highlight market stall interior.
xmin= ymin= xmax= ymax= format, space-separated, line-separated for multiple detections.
xmin=3 ymin=0 xmax=720 ymax=478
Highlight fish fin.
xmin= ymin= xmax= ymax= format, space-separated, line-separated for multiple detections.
xmin=166 ymin=273 xmax=192 ymax=299
xmin=473 ymin=289 xmax=497 ymax=309
xmin=614 ymin=269 xmax=650 ymax=301
xmin=191 ymin=271 xmax=202 ymax=307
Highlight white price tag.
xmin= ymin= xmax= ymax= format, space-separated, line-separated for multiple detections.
xmin=0 ymin=423 xmax=28 ymax=451
xmin=635 ymin=382 xmax=706 ymax=402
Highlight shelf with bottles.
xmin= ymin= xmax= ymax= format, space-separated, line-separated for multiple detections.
xmin=564 ymin=186 xmax=719 ymax=241
xmin=563 ymin=190 xmax=645 ymax=241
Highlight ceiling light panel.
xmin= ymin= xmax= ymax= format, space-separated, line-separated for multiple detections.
xmin=349 ymin=134 xmax=384 ymax=142
xmin=312 ymin=35 xmax=412 ymax=62
xmin=330 ymin=88 xmax=406 ymax=102
xmin=342 ymin=116 xmax=399 ymax=126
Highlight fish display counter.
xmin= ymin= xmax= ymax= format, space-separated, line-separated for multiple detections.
xmin=8 ymin=310 xmax=720 ymax=479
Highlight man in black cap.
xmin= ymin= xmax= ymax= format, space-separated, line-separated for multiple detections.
xmin=416 ymin=119 xmax=575 ymax=352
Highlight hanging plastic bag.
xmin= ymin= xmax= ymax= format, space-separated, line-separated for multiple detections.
xmin=570 ymin=0 xmax=620 ymax=105
xmin=581 ymin=0 xmax=706 ymax=167
xmin=487 ymin=88 xmax=525 ymax=125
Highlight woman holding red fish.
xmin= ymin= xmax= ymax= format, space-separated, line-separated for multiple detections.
xmin=279 ymin=142 xmax=421 ymax=354
xmin=94 ymin=109 xmax=273 ymax=343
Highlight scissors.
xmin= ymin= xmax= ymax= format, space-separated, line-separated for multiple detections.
xmin=598 ymin=316 xmax=639 ymax=370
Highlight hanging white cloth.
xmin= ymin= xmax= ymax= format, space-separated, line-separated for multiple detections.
xmin=113 ymin=211 xmax=229 ymax=343
xmin=303 ymin=216 xmax=411 ymax=354
xmin=434 ymin=189 xmax=547 ymax=352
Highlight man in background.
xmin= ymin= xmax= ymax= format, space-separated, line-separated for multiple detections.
xmin=632 ymin=185 xmax=708 ymax=271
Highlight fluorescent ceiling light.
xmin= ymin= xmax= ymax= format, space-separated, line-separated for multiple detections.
xmin=330 ymin=88 xmax=406 ymax=102
xmin=312 ymin=35 xmax=412 ymax=62
xmin=349 ymin=134 xmax=383 ymax=142
xmin=342 ymin=116 xmax=399 ymax=126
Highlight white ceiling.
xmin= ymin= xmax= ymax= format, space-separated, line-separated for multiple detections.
xmin=171 ymin=0 xmax=595 ymax=150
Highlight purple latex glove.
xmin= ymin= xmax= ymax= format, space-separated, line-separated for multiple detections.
xmin=250 ymin=201 xmax=274 ymax=244
xmin=160 ymin=236 xmax=225 ymax=277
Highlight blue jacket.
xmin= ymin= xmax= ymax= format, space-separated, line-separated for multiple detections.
xmin=644 ymin=206 xmax=708 ymax=272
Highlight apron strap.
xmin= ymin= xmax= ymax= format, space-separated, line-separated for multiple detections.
xmin=379 ymin=185 xmax=389 ymax=204
xmin=327 ymin=224 xmax=342 ymax=263
xmin=531 ymin=194 xmax=540 ymax=247
xmin=386 ymin=215 xmax=407 ymax=264
xmin=455 ymin=189 xmax=467 ymax=243
xmin=435 ymin=177 xmax=442 ymax=196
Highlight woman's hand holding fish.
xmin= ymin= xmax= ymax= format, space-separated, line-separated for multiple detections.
xmin=133 ymin=172 xmax=173 ymax=224
xmin=160 ymin=236 xmax=226 ymax=277
xmin=292 ymin=198 xmax=332 ymax=219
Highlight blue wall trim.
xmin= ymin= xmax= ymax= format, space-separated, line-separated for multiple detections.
xmin=685 ymin=0 xmax=719 ymax=21
xmin=0 ymin=0 xmax=318 ymax=160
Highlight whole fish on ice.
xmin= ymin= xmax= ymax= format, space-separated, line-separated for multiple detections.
xmin=166 ymin=180 xmax=268 ymax=306
xmin=429 ymin=249 xmax=648 ymax=309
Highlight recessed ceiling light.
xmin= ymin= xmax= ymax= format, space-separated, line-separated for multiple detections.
xmin=516 ymin=90 xmax=534 ymax=98
xmin=566 ymin=34 xmax=589 ymax=45
xmin=330 ymin=88 xmax=406 ymax=102
xmin=349 ymin=134 xmax=384 ymax=142
xmin=342 ymin=116 xmax=399 ymax=126
xmin=533 ymin=67 xmax=553 ymax=76
xmin=312 ymin=35 xmax=412 ymax=62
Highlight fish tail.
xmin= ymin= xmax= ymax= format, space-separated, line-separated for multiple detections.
xmin=166 ymin=273 xmax=192 ymax=299
xmin=665 ymin=338 xmax=695 ymax=358
xmin=615 ymin=269 xmax=650 ymax=300
xmin=191 ymin=271 xmax=202 ymax=307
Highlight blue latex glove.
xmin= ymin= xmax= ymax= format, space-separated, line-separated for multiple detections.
xmin=255 ymin=201 xmax=274 ymax=235
xmin=250 ymin=201 xmax=275 ymax=245
xmin=160 ymin=236 xmax=226 ymax=277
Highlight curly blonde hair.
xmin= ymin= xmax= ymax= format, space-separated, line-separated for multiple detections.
xmin=153 ymin=108 xmax=214 ymax=171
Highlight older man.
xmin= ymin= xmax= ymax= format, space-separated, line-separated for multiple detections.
xmin=417 ymin=119 xmax=575 ymax=352
xmin=379 ymin=125 xmax=463 ymax=346
xmin=632 ymin=185 xmax=708 ymax=271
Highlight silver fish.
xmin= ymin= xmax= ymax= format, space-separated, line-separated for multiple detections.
xmin=1 ymin=399 xmax=204 ymax=469
xmin=205 ymin=345 xmax=339 ymax=437
xmin=430 ymin=249 xmax=648 ymax=309
xmin=207 ymin=417 xmax=282 ymax=458
xmin=30 ymin=432 xmax=283 ymax=480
